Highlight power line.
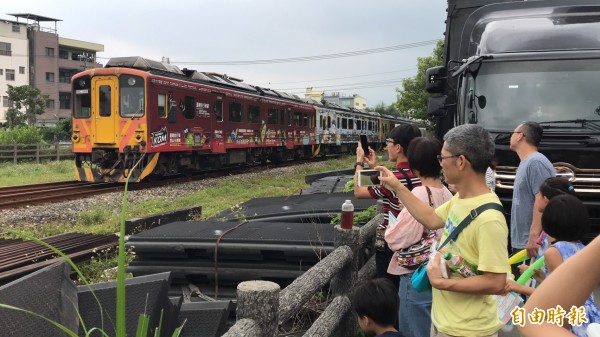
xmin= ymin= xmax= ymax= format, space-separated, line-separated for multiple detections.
xmin=260 ymin=68 xmax=416 ymax=85
xmin=171 ymin=40 xmax=439 ymax=66
xmin=274 ymin=77 xmax=409 ymax=91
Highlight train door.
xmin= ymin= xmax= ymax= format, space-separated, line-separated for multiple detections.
xmin=92 ymin=77 xmax=118 ymax=144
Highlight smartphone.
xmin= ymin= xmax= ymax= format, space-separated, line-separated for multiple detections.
xmin=359 ymin=134 xmax=369 ymax=154
xmin=357 ymin=169 xmax=382 ymax=187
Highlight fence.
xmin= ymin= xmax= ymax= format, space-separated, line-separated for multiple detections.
xmin=0 ymin=143 xmax=72 ymax=163
xmin=222 ymin=205 xmax=383 ymax=337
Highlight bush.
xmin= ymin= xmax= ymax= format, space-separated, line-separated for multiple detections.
xmin=39 ymin=119 xmax=72 ymax=143
xmin=0 ymin=126 xmax=44 ymax=145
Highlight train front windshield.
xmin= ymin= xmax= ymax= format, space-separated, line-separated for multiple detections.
xmin=462 ymin=59 xmax=600 ymax=131
xmin=73 ymin=76 xmax=91 ymax=118
xmin=119 ymin=75 xmax=145 ymax=117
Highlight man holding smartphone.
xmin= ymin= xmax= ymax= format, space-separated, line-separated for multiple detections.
xmin=354 ymin=124 xmax=422 ymax=287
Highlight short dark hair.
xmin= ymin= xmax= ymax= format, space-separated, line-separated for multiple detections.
xmin=389 ymin=124 xmax=421 ymax=152
xmin=520 ymin=121 xmax=543 ymax=147
xmin=443 ymin=124 xmax=494 ymax=174
xmin=352 ymin=278 xmax=399 ymax=327
xmin=539 ymin=177 xmax=575 ymax=200
xmin=407 ymin=137 xmax=443 ymax=178
xmin=542 ymin=194 xmax=589 ymax=241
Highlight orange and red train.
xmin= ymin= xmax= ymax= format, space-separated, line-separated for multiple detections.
xmin=71 ymin=57 xmax=408 ymax=183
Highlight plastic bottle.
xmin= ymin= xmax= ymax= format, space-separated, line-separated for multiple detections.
xmin=341 ymin=200 xmax=354 ymax=229
xmin=443 ymin=252 xmax=478 ymax=277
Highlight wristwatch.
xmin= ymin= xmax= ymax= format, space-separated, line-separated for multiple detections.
xmin=354 ymin=162 xmax=364 ymax=169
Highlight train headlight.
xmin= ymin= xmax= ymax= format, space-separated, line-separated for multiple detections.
xmin=127 ymin=77 xmax=136 ymax=86
xmin=71 ymin=134 xmax=80 ymax=143
xmin=135 ymin=133 xmax=143 ymax=142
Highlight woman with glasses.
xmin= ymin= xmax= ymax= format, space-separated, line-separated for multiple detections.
xmin=385 ymin=137 xmax=453 ymax=337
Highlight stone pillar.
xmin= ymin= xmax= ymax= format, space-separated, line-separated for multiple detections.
xmin=236 ymin=280 xmax=280 ymax=337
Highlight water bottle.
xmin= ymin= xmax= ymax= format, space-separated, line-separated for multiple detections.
xmin=443 ymin=252 xmax=478 ymax=277
xmin=341 ymin=200 xmax=354 ymax=229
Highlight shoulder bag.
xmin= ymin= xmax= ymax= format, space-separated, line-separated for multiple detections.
xmin=411 ymin=202 xmax=505 ymax=292
xmin=395 ymin=186 xmax=437 ymax=269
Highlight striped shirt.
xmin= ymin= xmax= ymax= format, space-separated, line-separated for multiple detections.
xmin=367 ymin=162 xmax=421 ymax=227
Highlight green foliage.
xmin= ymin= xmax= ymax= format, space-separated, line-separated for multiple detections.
xmin=365 ymin=102 xmax=399 ymax=117
xmin=0 ymin=160 xmax=73 ymax=186
xmin=330 ymin=204 xmax=378 ymax=226
xmin=39 ymin=119 xmax=72 ymax=142
xmin=395 ymin=40 xmax=444 ymax=124
xmin=0 ymin=126 xmax=44 ymax=144
xmin=78 ymin=207 xmax=113 ymax=227
xmin=5 ymin=85 xmax=48 ymax=128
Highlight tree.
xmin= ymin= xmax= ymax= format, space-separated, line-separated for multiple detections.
xmin=5 ymin=85 xmax=48 ymax=128
xmin=395 ymin=40 xmax=444 ymax=121
xmin=366 ymin=102 xmax=400 ymax=116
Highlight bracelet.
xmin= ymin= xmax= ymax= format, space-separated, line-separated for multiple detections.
xmin=354 ymin=162 xmax=364 ymax=169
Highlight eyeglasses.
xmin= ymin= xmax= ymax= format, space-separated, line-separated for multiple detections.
xmin=437 ymin=154 xmax=461 ymax=164
xmin=385 ymin=139 xmax=395 ymax=145
xmin=512 ymin=131 xmax=525 ymax=136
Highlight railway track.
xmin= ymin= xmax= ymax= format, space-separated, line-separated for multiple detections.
xmin=0 ymin=155 xmax=340 ymax=285
xmin=0 ymin=181 xmax=123 ymax=210
xmin=0 ymin=156 xmax=338 ymax=210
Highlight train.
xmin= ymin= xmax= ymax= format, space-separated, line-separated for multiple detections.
xmin=71 ymin=56 xmax=411 ymax=183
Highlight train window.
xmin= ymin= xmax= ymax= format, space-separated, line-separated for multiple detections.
xmin=293 ymin=112 xmax=301 ymax=126
xmin=215 ymin=100 xmax=223 ymax=122
xmin=349 ymin=119 xmax=354 ymax=130
xmin=99 ymin=85 xmax=111 ymax=117
xmin=280 ymin=110 xmax=285 ymax=125
xmin=342 ymin=118 xmax=347 ymax=129
xmin=302 ymin=113 xmax=308 ymax=127
xmin=267 ymin=108 xmax=278 ymax=124
xmin=248 ymin=105 xmax=260 ymax=124
xmin=337 ymin=117 xmax=340 ymax=129
xmin=158 ymin=94 xmax=166 ymax=118
xmin=75 ymin=95 xmax=91 ymax=118
xmin=229 ymin=102 xmax=243 ymax=122
xmin=326 ymin=116 xmax=331 ymax=129
xmin=319 ymin=115 xmax=323 ymax=128
xmin=287 ymin=111 xmax=292 ymax=126
xmin=184 ymin=96 xmax=195 ymax=119
xmin=119 ymin=75 xmax=144 ymax=117
xmin=168 ymin=95 xmax=177 ymax=123
xmin=308 ymin=115 xmax=313 ymax=128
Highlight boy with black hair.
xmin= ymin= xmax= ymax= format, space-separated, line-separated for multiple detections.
xmin=352 ymin=278 xmax=407 ymax=337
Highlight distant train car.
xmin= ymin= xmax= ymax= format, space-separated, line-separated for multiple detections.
xmin=71 ymin=57 xmax=410 ymax=183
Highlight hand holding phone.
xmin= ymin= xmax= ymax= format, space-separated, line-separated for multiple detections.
xmin=359 ymin=134 xmax=370 ymax=158
xmin=357 ymin=169 xmax=382 ymax=187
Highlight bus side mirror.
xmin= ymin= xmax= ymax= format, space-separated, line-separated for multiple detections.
xmin=427 ymin=95 xmax=448 ymax=117
xmin=425 ymin=66 xmax=447 ymax=94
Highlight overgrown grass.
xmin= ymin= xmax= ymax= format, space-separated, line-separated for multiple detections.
xmin=0 ymin=160 xmax=73 ymax=186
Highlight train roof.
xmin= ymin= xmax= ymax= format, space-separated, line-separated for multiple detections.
xmin=104 ymin=56 xmax=307 ymax=104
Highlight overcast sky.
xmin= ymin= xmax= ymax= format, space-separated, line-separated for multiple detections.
xmin=3 ymin=0 xmax=447 ymax=107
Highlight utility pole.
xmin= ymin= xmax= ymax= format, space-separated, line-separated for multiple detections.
xmin=78 ymin=52 xmax=93 ymax=70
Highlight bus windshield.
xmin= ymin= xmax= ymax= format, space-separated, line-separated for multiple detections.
xmin=463 ymin=59 xmax=600 ymax=131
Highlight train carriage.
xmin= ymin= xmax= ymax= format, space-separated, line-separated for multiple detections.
xmin=71 ymin=56 xmax=411 ymax=183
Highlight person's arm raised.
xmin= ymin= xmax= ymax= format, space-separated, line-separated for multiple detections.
xmin=375 ymin=165 xmax=444 ymax=230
